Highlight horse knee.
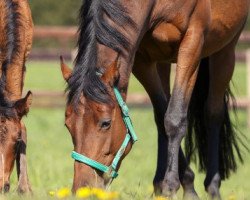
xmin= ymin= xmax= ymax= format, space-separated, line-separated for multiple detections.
xmin=164 ymin=112 xmax=187 ymax=140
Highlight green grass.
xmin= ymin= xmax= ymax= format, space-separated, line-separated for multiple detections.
xmin=7 ymin=108 xmax=250 ymax=200
xmin=24 ymin=61 xmax=247 ymax=96
xmin=5 ymin=61 xmax=249 ymax=199
xmin=231 ymin=63 xmax=247 ymax=97
xmin=24 ymin=61 xmax=66 ymax=91
xmin=24 ymin=60 xmax=146 ymax=94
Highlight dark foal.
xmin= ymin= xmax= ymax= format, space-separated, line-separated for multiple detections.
xmin=0 ymin=0 xmax=33 ymax=193
xmin=60 ymin=0 xmax=249 ymax=199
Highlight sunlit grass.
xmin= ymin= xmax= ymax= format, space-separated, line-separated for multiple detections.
xmin=5 ymin=107 xmax=249 ymax=200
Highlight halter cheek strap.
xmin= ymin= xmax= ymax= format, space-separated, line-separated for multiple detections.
xmin=71 ymin=87 xmax=137 ymax=178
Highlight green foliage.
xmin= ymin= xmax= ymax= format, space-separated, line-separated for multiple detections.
xmin=28 ymin=1 xmax=250 ymax=29
xmin=29 ymin=0 xmax=82 ymax=26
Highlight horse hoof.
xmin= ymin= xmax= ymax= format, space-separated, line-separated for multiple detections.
xmin=183 ymin=189 xmax=200 ymax=200
xmin=206 ymin=186 xmax=221 ymax=200
xmin=153 ymin=182 xmax=163 ymax=196
xmin=206 ymin=173 xmax=221 ymax=200
xmin=17 ymin=185 xmax=32 ymax=195
xmin=161 ymin=175 xmax=180 ymax=197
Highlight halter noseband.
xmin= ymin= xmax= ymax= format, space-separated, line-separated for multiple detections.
xmin=71 ymin=87 xmax=137 ymax=178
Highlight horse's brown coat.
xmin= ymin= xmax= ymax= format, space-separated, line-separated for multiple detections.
xmin=0 ymin=0 xmax=33 ymax=193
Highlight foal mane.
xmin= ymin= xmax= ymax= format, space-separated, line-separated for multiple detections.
xmin=67 ymin=0 xmax=136 ymax=105
xmin=0 ymin=0 xmax=21 ymax=119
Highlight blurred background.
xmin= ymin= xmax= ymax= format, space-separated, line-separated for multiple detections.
xmin=8 ymin=1 xmax=250 ymax=199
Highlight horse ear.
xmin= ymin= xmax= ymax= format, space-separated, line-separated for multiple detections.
xmin=101 ymin=57 xmax=119 ymax=85
xmin=60 ymin=56 xmax=72 ymax=82
xmin=15 ymin=91 xmax=32 ymax=117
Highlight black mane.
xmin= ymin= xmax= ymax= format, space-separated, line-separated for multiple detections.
xmin=67 ymin=0 xmax=136 ymax=105
xmin=0 ymin=0 xmax=21 ymax=119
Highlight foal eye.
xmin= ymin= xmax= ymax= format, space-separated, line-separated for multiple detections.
xmin=100 ymin=119 xmax=111 ymax=130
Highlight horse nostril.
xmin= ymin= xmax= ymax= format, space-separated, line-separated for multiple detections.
xmin=4 ymin=183 xmax=10 ymax=193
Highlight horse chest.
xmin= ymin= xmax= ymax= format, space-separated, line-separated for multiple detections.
xmin=138 ymin=23 xmax=182 ymax=62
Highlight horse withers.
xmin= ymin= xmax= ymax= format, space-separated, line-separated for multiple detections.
xmin=60 ymin=0 xmax=249 ymax=199
xmin=0 ymin=0 xmax=33 ymax=193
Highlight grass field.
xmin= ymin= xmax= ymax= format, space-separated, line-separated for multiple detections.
xmin=4 ymin=61 xmax=250 ymax=199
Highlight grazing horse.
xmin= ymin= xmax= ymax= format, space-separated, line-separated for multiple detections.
xmin=0 ymin=0 xmax=33 ymax=193
xmin=60 ymin=0 xmax=249 ymax=198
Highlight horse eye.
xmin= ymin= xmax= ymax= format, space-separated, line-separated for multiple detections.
xmin=100 ymin=119 xmax=111 ymax=130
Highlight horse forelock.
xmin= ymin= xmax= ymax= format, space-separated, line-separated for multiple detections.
xmin=67 ymin=0 xmax=136 ymax=106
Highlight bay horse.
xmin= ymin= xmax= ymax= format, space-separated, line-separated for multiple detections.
xmin=60 ymin=0 xmax=249 ymax=199
xmin=0 ymin=0 xmax=33 ymax=193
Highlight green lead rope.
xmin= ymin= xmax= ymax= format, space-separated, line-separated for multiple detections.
xmin=71 ymin=87 xmax=137 ymax=179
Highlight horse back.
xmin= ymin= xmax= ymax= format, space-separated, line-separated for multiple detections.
xmin=138 ymin=0 xmax=249 ymax=62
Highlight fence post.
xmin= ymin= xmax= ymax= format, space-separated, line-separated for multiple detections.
xmin=246 ymin=49 xmax=250 ymax=129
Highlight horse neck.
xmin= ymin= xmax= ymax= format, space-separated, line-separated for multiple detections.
xmin=0 ymin=0 xmax=29 ymax=101
xmin=102 ymin=1 xmax=154 ymax=99
xmin=5 ymin=62 xmax=25 ymax=101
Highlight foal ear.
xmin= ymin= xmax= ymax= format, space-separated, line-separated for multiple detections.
xmin=15 ymin=91 xmax=33 ymax=117
xmin=101 ymin=57 xmax=119 ymax=85
xmin=60 ymin=56 xmax=72 ymax=82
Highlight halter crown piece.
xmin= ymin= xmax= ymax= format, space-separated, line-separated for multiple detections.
xmin=71 ymin=87 xmax=138 ymax=178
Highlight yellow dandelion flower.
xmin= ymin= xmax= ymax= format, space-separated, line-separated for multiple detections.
xmin=56 ymin=187 xmax=71 ymax=199
xmin=154 ymin=196 xmax=169 ymax=200
xmin=97 ymin=191 xmax=118 ymax=199
xmin=228 ymin=194 xmax=236 ymax=200
xmin=48 ymin=191 xmax=56 ymax=196
xmin=76 ymin=187 xmax=92 ymax=199
xmin=90 ymin=188 xmax=119 ymax=200
xmin=108 ymin=192 xmax=119 ymax=199
xmin=91 ymin=188 xmax=104 ymax=195
xmin=94 ymin=190 xmax=109 ymax=199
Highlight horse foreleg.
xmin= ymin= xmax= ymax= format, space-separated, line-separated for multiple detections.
xmin=157 ymin=64 xmax=199 ymax=200
xmin=16 ymin=121 xmax=32 ymax=194
xmin=132 ymin=57 xmax=169 ymax=194
xmin=162 ymin=23 xmax=206 ymax=196
xmin=133 ymin=56 xmax=198 ymax=199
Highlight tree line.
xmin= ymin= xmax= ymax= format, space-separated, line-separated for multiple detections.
xmin=30 ymin=0 xmax=82 ymax=26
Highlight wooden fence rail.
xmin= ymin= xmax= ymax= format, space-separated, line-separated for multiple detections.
xmin=33 ymin=26 xmax=250 ymax=42
xmin=30 ymin=90 xmax=250 ymax=109
xmin=31 ymin=26 xmax=250 ymax=62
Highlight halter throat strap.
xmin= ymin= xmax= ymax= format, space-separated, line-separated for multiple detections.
xmin=71 ymin=87 xmax=137 ymax=178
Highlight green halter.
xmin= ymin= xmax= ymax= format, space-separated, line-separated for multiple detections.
xmin=71 ymin=87 xmax=137 ymax=178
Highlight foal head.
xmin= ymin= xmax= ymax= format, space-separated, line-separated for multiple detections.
xmin=61 ymin=57 xmax=132 ymax=190
xmin=0 ymin=92 xmax=32 ymax=192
